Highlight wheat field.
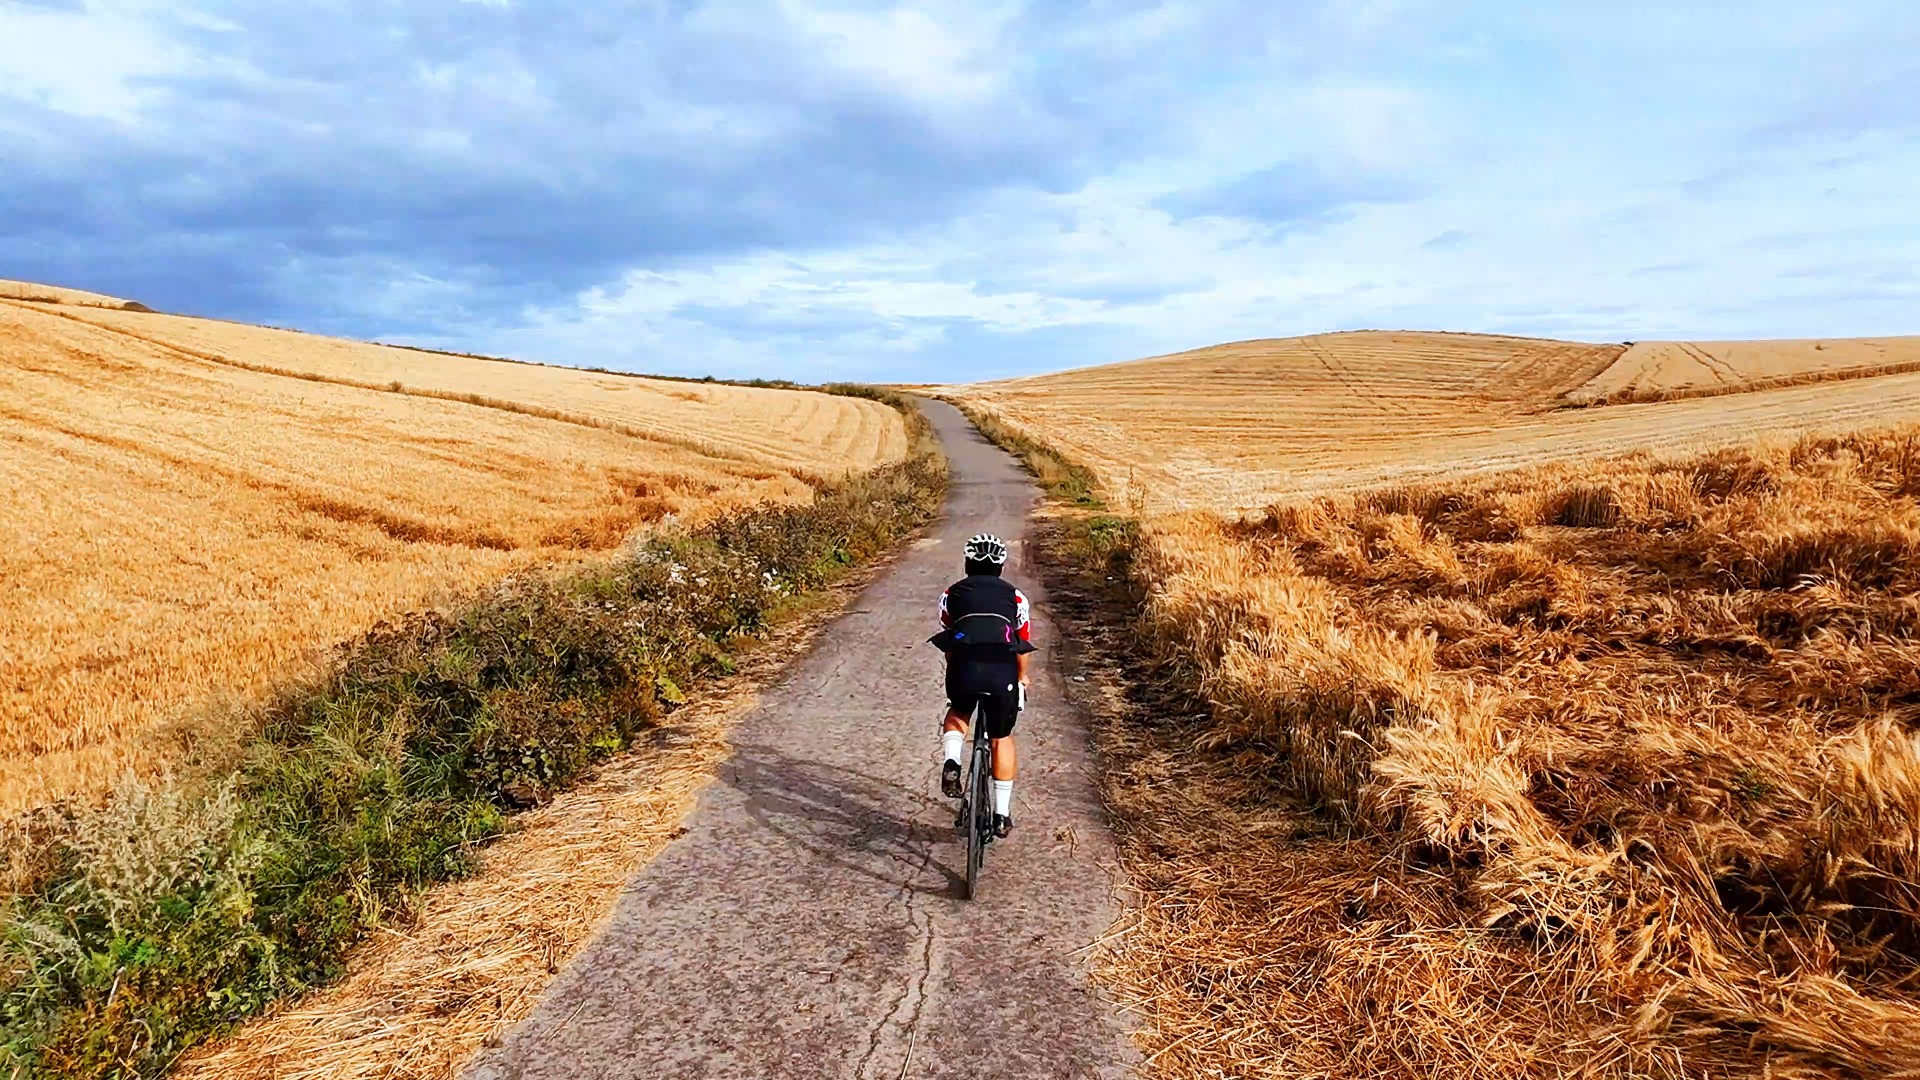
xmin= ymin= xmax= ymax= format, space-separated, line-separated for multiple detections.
xmin=1568 ymin=337 xmax=1920 ymax=405
xmin=0 ymin=278 xmax=142 ymax=309
xmin=42 ymin=303 xmax=908 ymax=473
xmin=955 ymin=330 xmax=1920 ymax=512
xmin=1106 ymin=435 xmax=1920 ymax=1078
xmin=0 ymin=294 xmax=907 ymax=816
xmin=954 ymin=333 xmax=1920 ymax=1077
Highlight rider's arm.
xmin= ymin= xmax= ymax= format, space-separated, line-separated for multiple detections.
xmin=1014 ymin=589 xmax=1032 ymax=656
xmin=1014 ymin=588 xmax=1032 ymax=693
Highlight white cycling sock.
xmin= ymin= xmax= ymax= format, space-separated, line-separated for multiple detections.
xmin=941 ymin=730 xmax=964 ymax=766
xmin=992 ymin=779 xmax=1014 ymax=816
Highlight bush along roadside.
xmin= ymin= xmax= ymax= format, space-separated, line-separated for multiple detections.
xmin=1 ymin=438 xmax=945 ymax=1078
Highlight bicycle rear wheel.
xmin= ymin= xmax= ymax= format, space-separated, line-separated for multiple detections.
xmin=963 ymin=741 xmax=990 ymax=899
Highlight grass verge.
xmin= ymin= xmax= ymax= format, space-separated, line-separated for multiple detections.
xmin=1 ymin=399 xmax=944 ymax=1078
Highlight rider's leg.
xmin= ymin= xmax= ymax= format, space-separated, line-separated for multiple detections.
xmin=992 ymin=655 xmax=1026 ymax=830
xmin=990 ymin=734 xmax=1016 ymax=781
xmin=990 ymin=734 xmax=1016 ymax=832
xmin=940 ymin=705 xmax=969 ymax=798
xmin=942 ymin=706 xmax=969 ymax=752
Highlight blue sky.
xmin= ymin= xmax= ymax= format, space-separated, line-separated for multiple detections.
xmin=2 ymin=1 xmax=1916 ymax=381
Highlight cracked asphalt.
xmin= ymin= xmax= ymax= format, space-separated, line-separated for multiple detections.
xmin=465 ymin=400 xmax=1137 ymax=1080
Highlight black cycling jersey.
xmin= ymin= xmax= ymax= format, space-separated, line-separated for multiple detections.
xmin=929 ymin=574 xmax=1035 ymax=660
xmin=931 ymin=573 xmax=1033 ymax=738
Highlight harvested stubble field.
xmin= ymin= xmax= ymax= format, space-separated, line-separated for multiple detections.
xmin=1569 ymin=338 xmax=1920 ymax=407
xmin=37 ymin=302 xmax=907 ymax=472
xmin=956 ymin=330 xmax=1920 ymax=512
xmin=0 ymin=279 xmax=144 ymax=310
xmin=0 ymin=294 xmax=908 ymax=816
xmin=953 ymin=336 xmax=1920 ymax=1077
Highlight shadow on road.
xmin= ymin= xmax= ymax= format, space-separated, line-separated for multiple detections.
xmin=720 ymin=742 xmax=967 ymax=898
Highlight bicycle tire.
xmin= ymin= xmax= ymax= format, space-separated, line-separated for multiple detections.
xmin=964 ymin=741 xmax=989 ymax=899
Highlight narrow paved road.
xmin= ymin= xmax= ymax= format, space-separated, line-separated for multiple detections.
xmin=467 ymin=401 xmax=1136 ymax=1080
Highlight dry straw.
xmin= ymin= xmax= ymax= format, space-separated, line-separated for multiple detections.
xmin=1083 ymin=426 xmax=1920 ymax=1078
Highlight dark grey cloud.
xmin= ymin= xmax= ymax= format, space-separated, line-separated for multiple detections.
xmin=0 ymin=1 xmax=1117 ymax=329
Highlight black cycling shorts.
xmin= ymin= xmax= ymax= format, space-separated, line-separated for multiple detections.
xmin=946 ymin=662 xmax=1019 ymax=739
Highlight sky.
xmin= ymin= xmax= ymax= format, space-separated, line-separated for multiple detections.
xmin=2 ymin=1 xmax=1917 ymax=381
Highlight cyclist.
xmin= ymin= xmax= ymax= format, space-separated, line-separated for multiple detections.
xmin=929 ymin=533 xmax=1033 ymax=838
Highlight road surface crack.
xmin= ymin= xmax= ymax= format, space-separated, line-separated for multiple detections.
xmin=895 ymin=910 xmax=937 ymax=1077
xmin=853 ymin=800 xmax=944 ymax=1079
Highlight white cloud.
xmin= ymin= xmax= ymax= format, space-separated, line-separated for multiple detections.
xmin=507 ymin=111 xmax=1920 ymax=376
xmin=779 ymin=1 xmax=1016 ymax=109
xmin=0 ymin=2 xmax=197 ymax=122
xmin=578 ymin=245 xmax=1110 ymax=333
xmin=1295 ymin=82 xmax=1434 ymax=169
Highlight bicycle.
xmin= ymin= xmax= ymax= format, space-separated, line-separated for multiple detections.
xmin=955 ymin=709 xmax=995 ymax=900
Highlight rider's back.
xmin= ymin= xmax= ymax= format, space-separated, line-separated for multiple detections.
xmin=935 ymin=573 xmax=1032 ymax=666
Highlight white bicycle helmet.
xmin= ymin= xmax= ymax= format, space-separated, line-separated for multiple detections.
xmin=964 ymin=533 xmax=1009 ymax=565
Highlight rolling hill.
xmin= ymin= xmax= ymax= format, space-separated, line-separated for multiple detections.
xmin=954 ymin=330 xmax=1920 ymax=513
xmin=0 ymin=289 xmax=908 ymax=816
